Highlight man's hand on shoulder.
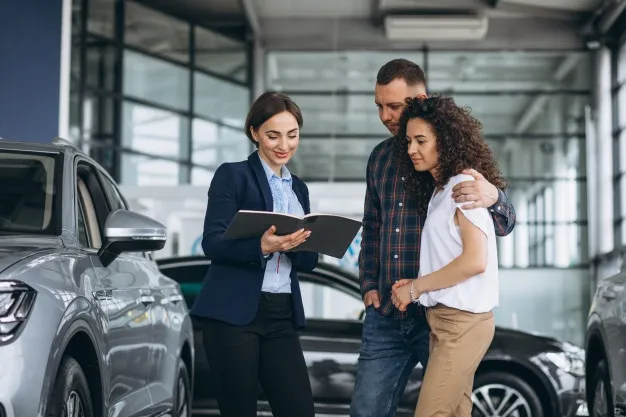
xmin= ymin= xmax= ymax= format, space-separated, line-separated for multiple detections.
xmin=452 ymin=168 xmax=499 ymax=210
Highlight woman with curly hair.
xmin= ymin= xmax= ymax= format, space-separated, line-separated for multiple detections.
xmin=390 ymin=95 xmax=506 ymax=417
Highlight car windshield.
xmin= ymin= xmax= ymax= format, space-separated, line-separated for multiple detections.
xmin=0 ymin=151 xmax=58 ymax=235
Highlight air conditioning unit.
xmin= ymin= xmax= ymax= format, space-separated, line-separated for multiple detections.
xmin=384 ymin=14 xmax=489 ymax=41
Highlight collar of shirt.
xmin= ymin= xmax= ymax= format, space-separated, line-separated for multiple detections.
xmin=258 ymin=151 xmax=292 ymax=182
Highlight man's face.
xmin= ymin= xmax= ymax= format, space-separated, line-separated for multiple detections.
xmin=374 ymin=78 xmax=426 ymax=136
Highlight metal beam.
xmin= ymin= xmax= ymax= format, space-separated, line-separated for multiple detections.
xmin=514 ymin=54 xmax=582 ymax=134
xmin=240 ymin=0 xmax=261 ymax=37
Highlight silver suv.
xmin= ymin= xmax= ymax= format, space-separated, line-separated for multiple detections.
xmin=0 ymin=139 xmax=194 ymax=417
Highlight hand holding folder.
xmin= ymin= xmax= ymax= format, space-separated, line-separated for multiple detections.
xmin=224 ymin=210 xmax=362 ymax=258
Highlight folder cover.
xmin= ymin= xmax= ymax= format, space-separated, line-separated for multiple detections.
xmin=224 ymin=210 xmax=362 ymax=258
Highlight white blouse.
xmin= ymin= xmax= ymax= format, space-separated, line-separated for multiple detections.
xmin=417 ymin=174 xmax=499 ymax=313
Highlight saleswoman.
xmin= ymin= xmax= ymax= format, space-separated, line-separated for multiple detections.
xmin=190 ymin=91 xmax=319 ymax=417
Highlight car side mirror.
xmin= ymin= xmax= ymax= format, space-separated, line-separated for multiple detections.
xmin=98 ymin=209 xmax=167 ymax=267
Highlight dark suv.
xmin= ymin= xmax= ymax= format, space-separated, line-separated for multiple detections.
xmin=585 ymin=258 xmax=626 ymax=417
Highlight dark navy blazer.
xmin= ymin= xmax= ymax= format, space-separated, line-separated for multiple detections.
xmin=190 ymin=152 xmax=319 ymax=328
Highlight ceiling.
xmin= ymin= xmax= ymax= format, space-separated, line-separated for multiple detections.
xmin=89 ymin=0 xmax=614 ymax=182
xmin=264 ymin=49 xmax=590 ymax=180
xmin=136 ymin=0 xmax=608 ymax=36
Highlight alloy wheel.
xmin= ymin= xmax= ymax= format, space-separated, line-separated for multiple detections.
xmin=64 ymin=390 xmax=85 ymax=417
xmin=471 ymin=383 xmax=532 ymax=417
xmin=593 ymin=379 xmax=609 ymax=417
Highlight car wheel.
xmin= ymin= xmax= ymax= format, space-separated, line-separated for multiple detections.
xmin=47 ymin=355 xmax=94 ymax=417
xmin=174 ymin=359 xmax=191 ymax=417
xmin=471 ymin=371 xmax=543 ymax=417
xmin=589 ymin=360 xmax=614 ymax=417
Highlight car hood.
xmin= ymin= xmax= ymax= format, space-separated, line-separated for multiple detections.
xmin=494 ymin=325 xmax=565 ymax=350
xmin=0 ymin=235 xmax=63 ymax=274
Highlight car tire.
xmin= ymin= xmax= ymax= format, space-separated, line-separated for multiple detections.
xmin=47 ymin=355 xmax=94 ymax=417
xmin=472 ymin=371 xmax=543 ymax=417
xmin=588 ymin=360 xmax=614 ymax=417
xmin=174 ymin=358 xmax=191 ymax=417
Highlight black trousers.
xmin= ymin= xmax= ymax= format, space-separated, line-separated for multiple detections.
xmin=201 ymin=292 xmax=315 ymax=417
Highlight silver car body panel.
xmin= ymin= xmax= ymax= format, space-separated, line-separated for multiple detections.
xmin=0 ymin=140 xmax=194 ymax=417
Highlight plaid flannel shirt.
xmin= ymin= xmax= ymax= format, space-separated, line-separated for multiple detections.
xmin=358 ymin=137 xmax=516 ymax=319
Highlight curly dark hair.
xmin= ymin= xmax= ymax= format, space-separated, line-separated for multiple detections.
xmin=394 ymin=95 xmax=507 ymax=214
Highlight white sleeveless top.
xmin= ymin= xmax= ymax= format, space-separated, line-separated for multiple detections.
xmin=417 ymin=174 xmax=499 ymax=313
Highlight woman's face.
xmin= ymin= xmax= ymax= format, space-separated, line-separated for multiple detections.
xmin=406 ymin=117 xmax=439 ymax=176
xmin=251 ymin=111 xmax=300 ymax=175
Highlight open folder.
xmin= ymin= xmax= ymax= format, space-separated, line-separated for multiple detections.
xmin=224 ymin=210 xmax=362 ymax=258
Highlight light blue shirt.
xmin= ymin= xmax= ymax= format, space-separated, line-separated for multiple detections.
xmin=259 ymin=155 xmax=305 ymax=293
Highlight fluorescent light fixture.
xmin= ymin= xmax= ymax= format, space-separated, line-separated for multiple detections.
xmin=384 ymin=14 xmax=489 ymax=41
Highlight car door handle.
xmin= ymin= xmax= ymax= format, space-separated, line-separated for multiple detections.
xmin=139 ymin=295 xmax=155 ymax=306
xmin=169 ymin=295 xmax=184 ymax=305
xmin=602 ymin=290 xmax=617 ymax=300
xmin=93 ymin=290 xmax=113 ymax=301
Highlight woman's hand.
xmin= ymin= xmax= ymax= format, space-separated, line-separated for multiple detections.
xmin=391 ymin=279 xmax=420 ymax=311
xmin=261 ymin=225 xmax=311 ymax=255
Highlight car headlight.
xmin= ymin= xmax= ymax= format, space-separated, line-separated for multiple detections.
xmin=545 ymin=342 xmax=585 ymax=377
xmin=0 ymin=281 xmax=36 ymax=344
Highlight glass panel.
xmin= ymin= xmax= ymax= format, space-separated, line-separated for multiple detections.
xmin=194 ymin=73 xmax=248 ymax=126
xmin=120 ymin=155 xmax=180 ymax=186
xmin=0 ymin=152 xmax=58 ymax=234
xmin=123 ymin=50 xmax=190 ymax=111
xmin=621 ymin=176 xmax=626 ymax=239
xmin=291 ymin=93 xmax=588 ymax=137
xmin=81 ymin=94 xmax=116 ymax=173
xmin=544 ymin=187 xmax=555 ymax=265
xmin=496 ymin=268 xmax=589 ymax=345
xmin=87 ymin=0 xmax=114 ymax=38
xmin=217 ymin=126 xmax=250 ymax=162
xmin=427 ymin=51 xmax=591 ymax=92
xmin=512 ymin=223 xmax=586 ymax=267
xmin=195 ymin=27 xmax=247 ymax=83
xmin=619 ymin=86 xmax=626 ymax=130
xmin=289 ymin=95 xmax=387 ymax=136
xmin=121 ymin=102 xmax=188 ymax=185
xmin=618 ymin=41 xmax=626 ymax=85
xmin=300 ymin=281 xmax=363 ymax=320
xmin=124 ymin=2 xmax=190 ymax=63
xmin=85 ymin=37 xmax=116 ymax=91
xmin=191 ymin=167 xmax=214 ymax=186
xmin=267 ymin=51 xmax=424 ymax=91
xmin=190 ymin=120 xmax=249 ymax=185
xmin=619 ymin=130 xmax=626 ymax=174
xmin=191 ymin=119 xmax=219 ymax=169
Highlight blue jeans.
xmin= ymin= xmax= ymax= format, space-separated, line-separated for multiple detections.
xmin=350 ymin=306 xmax=431 ymax=417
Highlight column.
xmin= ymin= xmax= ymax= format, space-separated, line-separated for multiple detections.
xmin=592 ymin=47 xmax=614 ymax=255
xmin=0 ymin=0 xmax=71 ymax=142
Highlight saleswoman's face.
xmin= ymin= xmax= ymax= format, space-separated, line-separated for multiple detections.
xmin=251 ymin=111 xmax=300 ymax=175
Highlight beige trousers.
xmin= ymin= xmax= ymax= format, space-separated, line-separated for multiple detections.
xmin=414 ymin=304 xmax=495 ymax=417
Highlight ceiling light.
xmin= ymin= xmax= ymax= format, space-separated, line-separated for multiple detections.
xmin=384 ymin=14 xmax=489 ymax=41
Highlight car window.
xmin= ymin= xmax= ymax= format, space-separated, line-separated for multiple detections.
xmin=76 ymin=200 xmax=89 ymax=246
xmin=300 ymin=280 xmax=363 ymax=321
xmin=77 ymin=178 xmax=102 ymax=248
xmin=99 ymin=172 xmax=127 ymax=212
xmin=0 ymin=151 xmax=58 ymax=235
xmin=76 ymin=161 xmax=113 ymax=242
xmin=157 ymin=261 xmax=363 ymax=320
